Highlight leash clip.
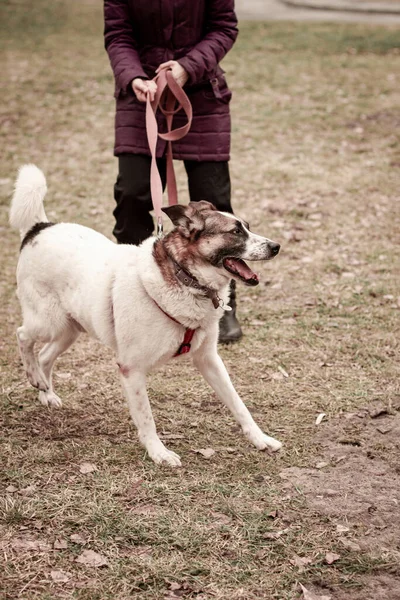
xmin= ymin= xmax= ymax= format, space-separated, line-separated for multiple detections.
xmin=157 ymin=217 xmax=164 ymax=239
xmin=218 ymin=296 xmax=232 ymax=312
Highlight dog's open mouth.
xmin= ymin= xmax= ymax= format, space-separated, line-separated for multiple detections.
xmin=223 ymin=257 xmax=259 ymax=286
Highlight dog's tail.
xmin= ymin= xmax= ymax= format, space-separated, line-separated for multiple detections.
xmin=10 ymin=164 xmax=48 ymax=238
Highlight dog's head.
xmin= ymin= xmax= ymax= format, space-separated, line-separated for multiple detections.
xmin=162 ymin=201 xmax=280 ymax=287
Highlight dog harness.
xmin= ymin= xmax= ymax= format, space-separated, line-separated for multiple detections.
xmin=153 ymin=299 xmax=197 ymax=357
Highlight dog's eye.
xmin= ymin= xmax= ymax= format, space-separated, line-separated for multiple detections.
xmin=233 ymin=227 xmax=242 ymax=235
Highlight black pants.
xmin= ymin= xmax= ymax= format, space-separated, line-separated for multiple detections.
xmin=113 ymin=154 xmax=232 ymax=245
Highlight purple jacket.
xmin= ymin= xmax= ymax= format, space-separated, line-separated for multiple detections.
xmin=104 ymin=0 xmax=238 ymax=161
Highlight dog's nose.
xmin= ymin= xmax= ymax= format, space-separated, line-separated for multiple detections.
xmin=270 ymin=242 xmax=280 ymax=257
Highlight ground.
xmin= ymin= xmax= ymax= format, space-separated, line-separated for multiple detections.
xmin=0 ymin=1 xmax=400 ymax=599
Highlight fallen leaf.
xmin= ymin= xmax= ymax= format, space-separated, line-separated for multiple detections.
xmin=325 ymin=551 xmax=340 ymax=564
xmin=166 ymin=581 xmax=182 ymax=591
xmin=6 ymin=485 xmax=17 ymax=493
xmin=50 ymin=570 xmax=71 ymax=583
xmin=282 ymin=317 xmax=297 ymax=325
xmin=55 ymin=372 xmax=71 ymax=379
xmin=263 ymin=529 xmax=288 ymax=540
xmin=11 ymin=538 xmax=51 ymax=552
xmin=32 ymin=519 xmax=44 ymax=530
xmin=369 ymin=406 xmax=388 ymax=419
xmin=79 ymin=462 xmax=97 ymax=474
xmin=336 ymin=524 xmax=350 ymax=534
xmin=304 ymin=298 xmax=317 ymax=306
xmin=75 ymin=578 xmax=97 ymax=589
xmin=124 ymin=478 xmax=144 ymax=498
xmin=70 ymin=533 xmax=87 ymax=545
xmin=324 ymin=489 xmax=338 ymax=497
xmin=376 ymin=424 xmax=393 ymax=434
xmin=315 ymin=413 xmax=326 ymax=425
xmin=334 ymin=455 xmax=347 ymax=464
xmin=75 ymin=549 xmax=108 ymax=567
xmin=316 ymin=461 xmax=329 ymax=469
xmin=130 ymin=504 xmax=158 ymax=515
xmin=20 ymin=484 xmax=36 ymax=496
xmin=210 ymin=511 xmax=232 ymax=525
xmin=290 ymin=554 xmax=313 ymax=571
xmin=338 ymin=537 xmax=361 ymax=551
xmin=278 ymin=365 xmax=289 ymax=378
xmin=124 ymin=545 xmax=153 ymax=558
xmin=54 ymin=538 xmax=68 ymax=549
xmin=218 ymin=446 xmax=236 ymax=453
xmin=195 ymin=448 xmax=215 ymax=459
xmin=271 ymin=372 xmax=285 ymax=381
xmin=370 ymin=516 xmax=387 ymax=529
xmin=300 ymin=583 xmax=332 ymax=600
xmin=162 ymin=433 xmax=185 ymax=440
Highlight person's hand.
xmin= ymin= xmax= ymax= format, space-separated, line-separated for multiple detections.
xmin=156 ymin=60 xmax=189 ymax=87
xmin=131 ymin=78 xmax=157 ymax=102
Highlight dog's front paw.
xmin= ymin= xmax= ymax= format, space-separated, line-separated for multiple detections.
xmin=245 ymin=429 xmax=282 ymax=453
xmin=27 ymin=368 xmax=48 ymax=392
xmin=146 ymin=441 xmax=182 ymax=467
xmin=39 ymin=391 xmax=63 ymax=408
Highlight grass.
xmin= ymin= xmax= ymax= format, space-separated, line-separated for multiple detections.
xmin=1 ymin=1 xmax=400 ymax=598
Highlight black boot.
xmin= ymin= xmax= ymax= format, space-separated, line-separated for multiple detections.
xmin=218 ymin=280 xmax=243 ymax=343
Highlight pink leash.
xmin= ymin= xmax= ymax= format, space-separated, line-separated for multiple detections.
xmin=145 ymin=68 xmax=192 ymax=236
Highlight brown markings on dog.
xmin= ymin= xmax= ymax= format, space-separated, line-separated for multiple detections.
xmin=152 ymin=239 xmax=180 ymax=287
xmin=157 ymin=201 xmax=248 ymax=281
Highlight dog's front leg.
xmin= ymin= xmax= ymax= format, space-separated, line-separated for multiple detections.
xmin=193 ymin=350 xmax=282 ymax=452
xmin=120 ymin=370 xmax=181 ymax=467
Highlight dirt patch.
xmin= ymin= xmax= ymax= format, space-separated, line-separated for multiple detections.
xmin=280 ymin=406 xmax=400 ymax=598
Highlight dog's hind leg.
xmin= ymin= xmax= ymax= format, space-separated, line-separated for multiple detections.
xmin=119 ymin=369 xmax=181 ymax=467
xmin=37 ymin=327 xmax=80 ymax=408
xmin=17 ymin=326 xmax=49 ymax=392
xmin=193 ymin=348 xmax=282 ymax=453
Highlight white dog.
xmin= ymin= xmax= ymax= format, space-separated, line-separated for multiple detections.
xmin=10 ymin=165 xmax=282 ymax=466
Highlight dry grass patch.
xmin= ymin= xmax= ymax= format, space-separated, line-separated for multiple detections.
xmin=1 ymin=2 xmax=400 ymax=598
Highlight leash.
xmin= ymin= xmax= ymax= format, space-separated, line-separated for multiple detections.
xmin=145 ymin=72 xmax=227 ymax=312
xmin=145 ymin=68 xmax=192 ymax=237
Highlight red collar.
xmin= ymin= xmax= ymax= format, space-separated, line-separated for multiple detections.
xmin=152 ymin=299 xmax=197 ymax=357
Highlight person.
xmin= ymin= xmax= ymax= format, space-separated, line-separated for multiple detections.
xmin=104 ymin=0 xmax=242 ymax=343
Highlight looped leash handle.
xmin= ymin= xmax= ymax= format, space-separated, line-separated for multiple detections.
xmin=145 ymin=69 xmax=192 ymax=226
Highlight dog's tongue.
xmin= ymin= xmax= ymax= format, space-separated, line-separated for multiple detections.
xmin=224 ymin=258 xmax=259 ymax=284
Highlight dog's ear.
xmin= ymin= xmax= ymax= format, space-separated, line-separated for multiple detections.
xmin=189 ymin=200 xmax=216 ymax=213
xmin=162 ymin=204 xmax=205 ymax=239
xmin=162 ymin=205 xmax=189 ymax=227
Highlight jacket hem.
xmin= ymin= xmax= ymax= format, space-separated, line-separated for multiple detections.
xmin=114 ymin=147 xmax=230 ymax=161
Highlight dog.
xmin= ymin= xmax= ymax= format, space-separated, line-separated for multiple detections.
xmin=10 ymin=164 xmax=282 ymax=466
